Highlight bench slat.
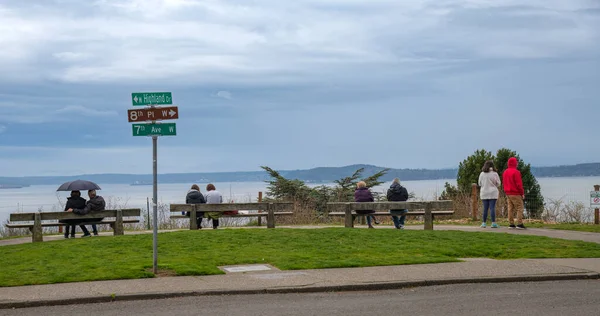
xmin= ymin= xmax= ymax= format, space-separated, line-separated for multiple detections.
xmin=170 ymin=203 xmax=293 ymax=213
xmin=5 ymin=219 xmax=140 ymax=229
xmin=327 ymin=201 xmax=453 ymax=211
xmin=170 ymin=212 xmax=294 ymax=219
xmin=328 ymin=211 xmax=454 ymax=216
xmin=10 ymin=209 xmax=142 ymax=222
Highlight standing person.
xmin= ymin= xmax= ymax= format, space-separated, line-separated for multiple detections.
xmin=502 ymin=157 xmax=526 ymax=229
xmin=354 ymin=181 xmax=376 ymax=229
xmin=387 ymin=178 xmax=409 ymax=230
xmin=204 ymin=184 xmax=223 ymax=229
xmin=478 ymin=160 xmax=501 ymax=228
xmin=67 ymin=190 xmax=106 ymax=237
xmin=185 ymin=184 xmax=206 ymax=229
xmin=60 ymin=190 xmax=86 ymax=238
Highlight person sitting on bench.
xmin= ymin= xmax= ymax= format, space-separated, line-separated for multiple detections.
xmin=67 ymin=190 xmax=106 ymax=237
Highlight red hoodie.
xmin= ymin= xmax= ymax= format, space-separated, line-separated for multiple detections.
xmin=502 ymin=157 xmax=524 ymax=196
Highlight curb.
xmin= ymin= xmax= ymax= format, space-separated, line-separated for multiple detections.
xmin=1 ymin=272 xmax=598 ymax=310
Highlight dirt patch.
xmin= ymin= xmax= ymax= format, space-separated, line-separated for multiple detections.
xmin=146 ymin=268 xmax=178 ymax=277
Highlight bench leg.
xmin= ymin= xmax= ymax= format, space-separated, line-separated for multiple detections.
xmin=344 ymin=209 xmax=354 ymax=228
xmin=424 ymin=205 xmax=433 ymax=230
xmin=32 ymin=212 xmax=43 ymax=243
xmin=267 ymin=205 xmax=275 ymax=228
xmin=190 ymin=207 xmax=197 ymax=230
xmin=114 ymin=209 xmax=124 ymax=236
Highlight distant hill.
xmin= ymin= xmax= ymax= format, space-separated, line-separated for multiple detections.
xmin=0 ymin=163 xmax=598 ymax=185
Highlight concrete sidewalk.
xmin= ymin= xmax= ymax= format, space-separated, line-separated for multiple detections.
xmin=1 ymin=258 xmax=599 ymax=309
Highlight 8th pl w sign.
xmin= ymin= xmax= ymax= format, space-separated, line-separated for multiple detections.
xmin=128 ymin=106 xmax=179 ymax=122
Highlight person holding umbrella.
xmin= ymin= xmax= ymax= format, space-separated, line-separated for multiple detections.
xmin=60 ymin=190 xmax=87 ymax=238
xmin=58 ymin=180 xmax=105 ymax=237
xmin=67 ymin=189 xmax=106 ymax=237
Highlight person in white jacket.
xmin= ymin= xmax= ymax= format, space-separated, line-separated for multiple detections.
xmin=478 ymin=160 xmax=501 ymax=228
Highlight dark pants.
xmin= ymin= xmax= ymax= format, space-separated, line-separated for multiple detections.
xmin=482 ymin=199 xmax=497 ymax=223
xmin=211 ymin=219 xmax=219 ymax=229
xmin=79 ymin=219 xmax=102 ymax=235
xmin=64 ymin=224 xmax=76 ymax=237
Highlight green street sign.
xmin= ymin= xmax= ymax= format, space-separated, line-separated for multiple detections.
xmin=132 ymin=92 xmax=172 ymax=106
xmin=591 ymin=191 xmax=600 ymax=198
xmin=132 ymin=123 xmax=177 ymax=136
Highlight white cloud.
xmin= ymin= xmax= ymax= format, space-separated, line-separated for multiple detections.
xmin=0 ymin=0 xmax=595 ymax=85
xmin=55 ymin=106 xmax=118 ymax=117
xmin=0 ymin=125 xmax=6 ymax=134
xmin=215 ymin=91 xmax=233 ymax=100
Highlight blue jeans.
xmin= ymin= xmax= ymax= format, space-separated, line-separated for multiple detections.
xmin=482 ymin=199 xmax=497 ymax=223
xmin=390 ymin=210 xmax=408 ymax=228
xmin=355 ymin=211 xmax=374 ymax=226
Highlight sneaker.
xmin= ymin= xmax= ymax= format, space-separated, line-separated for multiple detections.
xmin=398 ymin=225 xmax=405 ymax=230
xmin=64 ymin=235 xmax=69 ymax=239
xmin=491 ymin=223 xmax=499 ymax=228
xmin=81 ymin=233 xmax=92 ymax=238
xmin=93 ymin=232 xmax=99 ymax=236
xmin=509 ymin=224 xmax=516 ymax=229
xmin=374 ymin=219 xmax=380 ymax=225
xmin=480 ymin=223 xmax=487 ymax=228
xmin=516 ymin=224 xmax=526 ymax=230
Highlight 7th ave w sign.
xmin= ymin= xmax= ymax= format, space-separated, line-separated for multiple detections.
xmin=132 ymin=123 xmax=176 ymax=136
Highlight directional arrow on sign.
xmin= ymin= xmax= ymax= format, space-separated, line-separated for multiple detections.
xmin=127 ymin=106 xmax=179 ymax=122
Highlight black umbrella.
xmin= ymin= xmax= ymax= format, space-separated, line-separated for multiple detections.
xmin=56 ymin=180 xmax=102 ymax=191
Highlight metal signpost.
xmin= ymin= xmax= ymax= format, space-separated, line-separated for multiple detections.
xmin=129 ymin=92 xmax=178 ymax=274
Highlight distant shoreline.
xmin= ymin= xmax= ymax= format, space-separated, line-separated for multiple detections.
xmin=1 ymin=163 xmax=599 ymax=186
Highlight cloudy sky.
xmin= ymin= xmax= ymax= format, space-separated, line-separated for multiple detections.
xmin=0 ymin=0 xmax=599 ymax=176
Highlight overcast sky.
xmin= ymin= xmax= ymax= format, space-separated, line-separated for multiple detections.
xmin=0 ymin=0 xmax=599 ymax=176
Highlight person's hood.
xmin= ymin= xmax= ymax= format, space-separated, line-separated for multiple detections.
xmin=187 ymin=189 xmax=203 ymax=199
xmin=390 ymin=182 xmax=402 ymax=190
xmin=507 ymin=157 xmax=518 ymax=168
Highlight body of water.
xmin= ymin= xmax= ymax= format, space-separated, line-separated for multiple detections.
xmin=1 ymin=177 xmax=599 ymax=223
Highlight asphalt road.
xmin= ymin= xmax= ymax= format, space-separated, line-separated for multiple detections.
xmin=2 ymin=280 xmax=599 ymax=316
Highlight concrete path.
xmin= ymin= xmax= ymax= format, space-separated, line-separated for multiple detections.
xmin=1 ymin=258 xmax=599 ymax=309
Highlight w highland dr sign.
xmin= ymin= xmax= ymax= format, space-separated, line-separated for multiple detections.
xmin=132 ymin=92 xmax=172 ymax=106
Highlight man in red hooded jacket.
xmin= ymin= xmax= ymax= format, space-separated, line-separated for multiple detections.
xmin=502 ymin=157 xmax=526 ymax=229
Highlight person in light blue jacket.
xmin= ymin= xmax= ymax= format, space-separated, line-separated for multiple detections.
xmin=478 ymin=160 xmax=501 ymax=228
xmin=204 ymin=183 xmax=223 ymax=229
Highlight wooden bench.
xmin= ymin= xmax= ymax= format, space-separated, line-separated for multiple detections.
xmin=327 ymin=201 xmax=454 ymax=230
xmin=5 ymin=209 xmax=142 ymax=242
xmin=169 ymin=203 xmax=294 ymax=229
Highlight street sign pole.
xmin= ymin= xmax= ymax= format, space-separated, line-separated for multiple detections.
xmin=594 ymin=185 xmax=600 ymax=225
xmin=128 ymin=92 xmax=178 ymax=275
xmin=152 ymin=134 xmax=158 ymax=273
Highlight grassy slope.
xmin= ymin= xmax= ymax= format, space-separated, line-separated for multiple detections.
xmin=1 ymin=228 xmax=600 ymax=287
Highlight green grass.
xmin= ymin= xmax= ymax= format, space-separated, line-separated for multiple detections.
xmin=1 ymin=228 xmax=600 ymax=287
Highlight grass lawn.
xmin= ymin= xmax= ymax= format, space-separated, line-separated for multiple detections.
xmin=1 ymin=228 xmax=600 ymax=287
xmin=424 ymin=218 xmax=600 ymax=233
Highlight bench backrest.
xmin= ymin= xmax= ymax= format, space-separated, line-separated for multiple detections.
xmin=169 ymin=202 xmax=293 ymax=213
xmin=327 ymin=200 xmax=453 ymax=212
xmin=9 ymin=208 xmax=142 ymax=222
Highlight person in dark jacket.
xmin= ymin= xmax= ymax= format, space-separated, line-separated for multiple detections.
xmin=387 ymin=178 xmax=409 ymax=229
xmin=60 ymin=191 xmax=87 ymax=238
xmin=354 ymin=181 xmax=376 ymax=229
xmin=67 ymin=190 xmax=106 ymax=237
xmin=185 ymin=184 xmax=206 ymax=229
